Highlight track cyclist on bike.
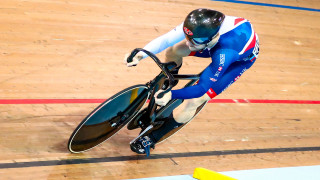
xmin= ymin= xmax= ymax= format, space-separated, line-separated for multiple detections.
xmin=125 ymin=8 xmax=259 ymax=155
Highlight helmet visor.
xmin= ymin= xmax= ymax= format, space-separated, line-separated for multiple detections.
xmin=186 ymin=32 xmax=219 ymax=46
xmin=186 ymin=36 xmax=210 ymax=45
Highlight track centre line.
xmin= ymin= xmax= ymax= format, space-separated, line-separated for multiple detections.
xmin=0 ymin=99 xmax=319 ymax=104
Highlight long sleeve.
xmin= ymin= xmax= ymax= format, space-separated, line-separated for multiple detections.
xmin=141 ymin=23 xmax=185 ymax=59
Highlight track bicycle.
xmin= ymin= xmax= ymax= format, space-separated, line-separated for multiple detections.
xmin=68 ymin=48 xmax=207 ymax=154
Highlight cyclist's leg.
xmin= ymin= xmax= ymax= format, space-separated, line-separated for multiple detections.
xmin=150 ymin=59 xmax=256 ymax=143
xmin=163 ymin=38 xmax=212 ymax=70
xmin=148 ymin=94 xmax=209 ymax=143
xmin=163 ymin=40 xmax=190 ymax=65
xmin=161 ymin=40 xmax=192 ymax=89
xmin=173 ymin=93 xmax=210 ymax=123
xmin=162 ymin=40 xmax=212 ymax=89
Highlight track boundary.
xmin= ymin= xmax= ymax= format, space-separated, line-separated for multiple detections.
xmin=212 ymin=0 xmax=320 ymax=12
xmin=1 ymin=146 xmax=320 ymax=169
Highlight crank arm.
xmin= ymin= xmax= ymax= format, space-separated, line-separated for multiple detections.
xmin=129 ymin=125 xmax=154 ymax=144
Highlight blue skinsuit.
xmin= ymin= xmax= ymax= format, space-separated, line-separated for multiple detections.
xmin=142 ymin=16 xmax=259 ymax=99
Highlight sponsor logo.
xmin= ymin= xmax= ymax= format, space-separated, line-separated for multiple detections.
xmin=234 ymin=68 xmax=247 ymax=81
xmin=211 ymin=55 xmax=225 ymax=79
xmin=219 ymin=54 xmax=225 ymax=66
xmin=183 ymin=27 xmax=193 ymax=36
xmin=210 ymin=77 xmax=217 ymax=82
xmin=234 ymin=75 xmax=241 ymax=81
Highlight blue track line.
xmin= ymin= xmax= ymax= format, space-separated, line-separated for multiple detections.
xmin=212 ymin=0 xmax=320 ymax=12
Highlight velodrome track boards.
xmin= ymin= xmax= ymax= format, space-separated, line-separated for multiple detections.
xmin=0 ymin=0 xmax=319 ymax=179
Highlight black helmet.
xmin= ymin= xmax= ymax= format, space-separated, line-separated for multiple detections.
xmin=183 ymin=8 xmax=225 ymax=45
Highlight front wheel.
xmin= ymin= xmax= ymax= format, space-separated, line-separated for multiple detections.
xmin=68 ymin=84 xmax=149 ymax=153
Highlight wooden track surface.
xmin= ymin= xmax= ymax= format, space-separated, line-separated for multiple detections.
xmin=0 ymin=0 xmax=319 ymax=179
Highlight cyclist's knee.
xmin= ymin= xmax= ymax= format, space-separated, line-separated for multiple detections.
xmin=164 ymin=47 xmax=182 ymax=65
xmin=164 ymin=42 xmax=190 ymax=65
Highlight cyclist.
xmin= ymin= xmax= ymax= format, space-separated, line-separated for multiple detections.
xmin=125 ymin=8 xmax=259 ymax=155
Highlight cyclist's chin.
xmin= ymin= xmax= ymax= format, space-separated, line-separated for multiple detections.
xmin=188 ymin=45 xmax=205 ymax=52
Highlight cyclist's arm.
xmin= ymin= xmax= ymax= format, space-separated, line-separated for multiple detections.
xmin=171 ymin=49 xmax=239 ymax=99
xmin=141 ymin=23 xmax=185 ymax=59
xmin=171 ymin=65 xmax=215 ymax=99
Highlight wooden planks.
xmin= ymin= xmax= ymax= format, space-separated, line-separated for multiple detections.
xmin=0 ymin=0 xmax=319 ymax=179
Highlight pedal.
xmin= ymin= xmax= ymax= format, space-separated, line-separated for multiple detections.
xmin=130 ymin=125 xmax=153 ymax=145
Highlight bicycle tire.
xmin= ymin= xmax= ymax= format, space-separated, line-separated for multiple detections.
xmin=68 ymin=84 xmax=149 ymax=153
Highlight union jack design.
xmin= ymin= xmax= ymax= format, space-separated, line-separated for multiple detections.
xmin=210 ymin=77 xmax=217 ymax=82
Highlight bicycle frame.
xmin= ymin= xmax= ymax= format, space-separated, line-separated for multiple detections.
xmin=68 ymin=48 xmax=204 ymax=153
xmin=127 ymin=48 xmax=202 ymax=144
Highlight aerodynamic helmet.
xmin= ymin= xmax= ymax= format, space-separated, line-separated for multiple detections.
xmin=183 ymin=8 xmax=225 ymax=45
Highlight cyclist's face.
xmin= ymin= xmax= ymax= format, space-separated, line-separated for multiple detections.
xmin=208 ymin=33 xmax=220 ymax=48
xmin=186 ymin=40 xmax=206 ymax=51
xmin=186 ymin=33 xmax=220 ymax=51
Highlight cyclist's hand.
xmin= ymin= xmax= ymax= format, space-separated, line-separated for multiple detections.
xmin=154 ymin=90 xmax=172 ymax=106
xmin=124 ymin=52 xmax=143 ymax=67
